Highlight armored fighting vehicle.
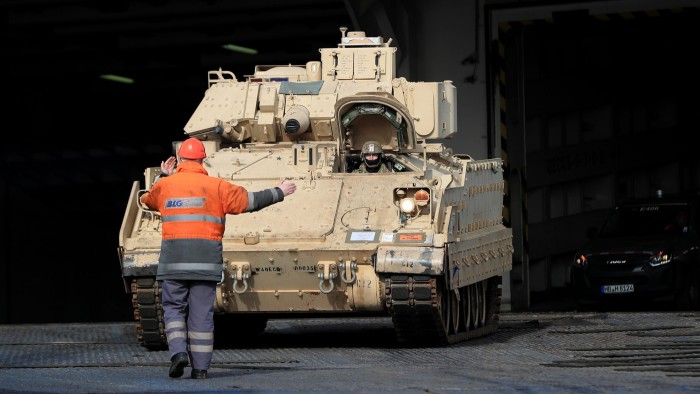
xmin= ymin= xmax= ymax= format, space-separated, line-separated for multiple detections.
xmin=118 ymin=28 xmax=513 ymax=348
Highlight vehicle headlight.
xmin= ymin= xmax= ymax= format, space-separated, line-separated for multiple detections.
xmin=649 ymin=250 xmax=671 ymax=267
xmin=394 ymin=187 xmax=431 ymax=218
xmin=574 ymin=253 xmax=588 ymax=268
xmin=399 ymin=198 xmax=416 ymax=213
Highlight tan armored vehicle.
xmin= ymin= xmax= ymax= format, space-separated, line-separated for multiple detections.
xmin=118 ymin=27 xmax=513 ymax=348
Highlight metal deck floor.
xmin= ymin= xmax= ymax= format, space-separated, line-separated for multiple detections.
xmin=1 ymin=312 xmax=700 ymax=393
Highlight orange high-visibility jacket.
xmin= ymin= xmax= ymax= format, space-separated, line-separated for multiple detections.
xmin=140 ymin=160 xmax=252 ymax=281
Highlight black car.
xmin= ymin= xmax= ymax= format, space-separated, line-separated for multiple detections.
xmin=571 ymin=192 xmax=700 ymax=310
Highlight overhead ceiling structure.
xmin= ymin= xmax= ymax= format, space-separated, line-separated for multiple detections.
xmin=4 ymin=0 xmax=359 ymax=89
xmin=1 ymin=0 xmax=416 ymax=150
xmin=2 ymin=0 xmax=364 ymax=183
xmin=2 ymin=0 xmax=415 ymax=90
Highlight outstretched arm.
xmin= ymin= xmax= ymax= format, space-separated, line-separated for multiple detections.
xmin=245 ymin=178 xmax=297 ymax=212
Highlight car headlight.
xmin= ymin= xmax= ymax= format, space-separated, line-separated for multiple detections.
xmin=649 ymin=250 xmax=671 ymax=267
xmin=574 ymin=253 xmax=588 ymax=268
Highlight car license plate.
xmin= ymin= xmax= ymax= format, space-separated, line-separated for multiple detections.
xmin=602 ymin=284 xmax=634 ymax=294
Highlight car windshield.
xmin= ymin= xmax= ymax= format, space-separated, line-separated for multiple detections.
xmin=598 ymin=203 xmax=691 ymax=238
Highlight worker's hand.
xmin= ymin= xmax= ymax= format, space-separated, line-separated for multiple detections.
xmin=276 ymin=178 xmax=297 ymax=197
xmin=161 ymin=156 xmax=177 ymax=175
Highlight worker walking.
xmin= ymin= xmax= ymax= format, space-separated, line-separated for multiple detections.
xmin=140 ymin=137 xmax=297 ymax=379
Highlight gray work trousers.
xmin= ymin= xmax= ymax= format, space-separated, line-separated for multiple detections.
xmin=161 ymin=280 xmax=216 ymax=371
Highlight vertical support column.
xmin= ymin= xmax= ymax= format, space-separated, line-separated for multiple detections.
xmin=497 ymin=22 xmax=530 ymax=311
xmin=0 ymin=175 xmax=7 ymax=323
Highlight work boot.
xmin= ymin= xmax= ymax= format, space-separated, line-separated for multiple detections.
xmin=168 ymin=352 xmax=189 ymax=378
xmin=191 ymin=369 xmax=208 ymax=379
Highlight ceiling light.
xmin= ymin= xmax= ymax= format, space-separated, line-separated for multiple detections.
xmin=222 ymin=44 xmax=258 ymax=55
xmin=100 ymin=74 xmax=134 ymax=84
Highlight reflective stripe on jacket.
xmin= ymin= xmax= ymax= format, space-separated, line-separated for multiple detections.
xmin=140 ymin=160 xmax=249 ymax=281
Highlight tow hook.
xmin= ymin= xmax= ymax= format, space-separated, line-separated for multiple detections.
xmin=230 ymin=263 xmax=251 ymax=294
xmin=338 ymin=261 xmax=357 ymax=284
xmin=317 ymin=262 xmax=338 ymax=294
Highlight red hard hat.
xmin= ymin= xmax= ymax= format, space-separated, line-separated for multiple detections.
xmin=178 ymin=138 xmax=206 ymax=159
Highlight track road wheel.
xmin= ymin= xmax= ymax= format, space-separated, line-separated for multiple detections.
xmin=460 ymin=286 xmax=471 ymax=331
xmin=438 ymin=278 xmax=451 ymax=334
xmin=476 ymin=280 xmax=487 ymax=327
xmin=469 ymin=283 xmax=480 ymax=328
xmin=450 ymin=289 xmax=460 ymax=334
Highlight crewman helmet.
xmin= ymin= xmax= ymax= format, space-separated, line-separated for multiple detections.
xmin=361 ymin=141 xmax=382 ymax=169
